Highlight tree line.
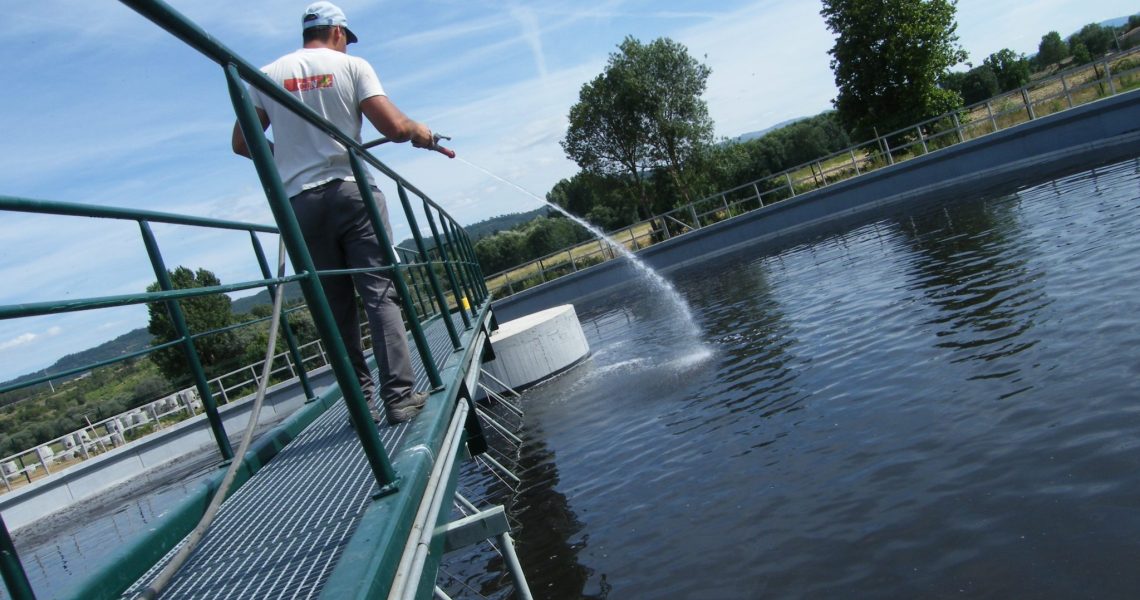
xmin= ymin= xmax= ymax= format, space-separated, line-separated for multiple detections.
xmin=471 ymin=3 xmax=1138 ymax=278
xmin=939 ymin=19 xmax=1138 ymax=106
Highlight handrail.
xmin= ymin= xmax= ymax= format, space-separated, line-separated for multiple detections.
xmin=0 ymin=1 xmax=491 ymax=597
xmin=0 ymin=195 xmax=278 ymax=233
xmin=485 ymin=47 xmax=1140 ymax=297
xmin=137 ymin=0 xmax=482 ymax=483
xmin=2 ymin=0 xmax=484 ymax=494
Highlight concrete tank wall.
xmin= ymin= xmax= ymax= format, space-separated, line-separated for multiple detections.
xmin=0 ymin=369 xmax=333 ymax=531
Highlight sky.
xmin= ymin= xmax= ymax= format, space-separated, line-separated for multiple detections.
xmin=1 ymin=0 xmax=1134 ymax=383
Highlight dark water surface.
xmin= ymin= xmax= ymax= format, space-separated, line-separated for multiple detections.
xmin=5 ymin=457 xmax=219 ymax=599
xmin=445 ymin=159 xmax=1140 ymax=599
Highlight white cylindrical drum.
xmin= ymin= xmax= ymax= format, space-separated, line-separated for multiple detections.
xmin=483 ymin=304 xmax=590 ymax=390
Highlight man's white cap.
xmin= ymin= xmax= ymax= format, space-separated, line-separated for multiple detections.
xmin=302 ymin=2 xmax=358 ymax=44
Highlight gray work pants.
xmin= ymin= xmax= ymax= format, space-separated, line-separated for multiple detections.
xmin=289 ymin=180 xmax=415 ymax=407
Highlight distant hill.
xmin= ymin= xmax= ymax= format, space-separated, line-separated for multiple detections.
xmin=396 ymin=205 xmax=553 ymax=252
xmin=463 ymin=206 xmax=554 ymax=241
xmin=734 ymin=117 xmax=807 ymax=143
xmin=0 ymin=327 xmax=153 ymax=390
xmin=230 ymin=282 xmax=306 ymax=316
xmin=1098 ymin=16 xmax=1130 ymax=30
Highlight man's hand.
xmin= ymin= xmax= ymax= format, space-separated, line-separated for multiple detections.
xmin=231 ymin=108 xmax=271 ymax=158
xmin=409 ymin=123 xmax=434 ymax=149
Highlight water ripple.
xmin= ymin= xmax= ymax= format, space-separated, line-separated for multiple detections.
xmin=452 ymin=159 xmax=1140 ymax=599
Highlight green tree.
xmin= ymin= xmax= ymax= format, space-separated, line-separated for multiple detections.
xmin=562 ymin=55 xmax=653 ymax=218
xmin=960 ymin=65 xmax=1000 ymax=104
xmin=1036 ymin=31 xmax=1068 ymax=68
xmin=1070 ymin=39 xmax=1092 ymax=65
xmin=984 ymin=49 xmax=1030 ymax=92
xmin=820 ymin=0 xmax=968 ymax=139
xmin=547 ymin=172 xmax=638 ymax=229
xmin=547 ymin=173 xmax=604 ymax=219
xmin=146 ymin=266 xmax=241 ymax=383
xmin=562 ymin=36 xmax=714 ymax=217
xmin=475 ymin=230 xmax=527 ymax=274
xmin=628 ymin=37 xmax=714 ymax=204
xmin=1070 ymin=23 xmax=1114 ymax=58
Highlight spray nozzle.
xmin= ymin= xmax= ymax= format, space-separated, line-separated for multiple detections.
xmin=362 ymin=132 xmax=455 ymax=159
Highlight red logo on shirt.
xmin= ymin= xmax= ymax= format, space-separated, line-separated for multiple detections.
xmin=284 ymin=74 xmax=335 ymax=92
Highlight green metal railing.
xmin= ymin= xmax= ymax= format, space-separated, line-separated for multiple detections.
xmin=0 ymin=1 xmax=490 ymax=596
xmin=182 ymin=0 xmax=484 ymax=485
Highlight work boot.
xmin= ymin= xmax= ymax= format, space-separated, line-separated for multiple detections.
xmin=385 ymin=391 xmax=429 ymax=425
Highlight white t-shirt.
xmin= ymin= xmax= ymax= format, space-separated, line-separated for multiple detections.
xmin=250 ymin=48 xmax=386 ymax=197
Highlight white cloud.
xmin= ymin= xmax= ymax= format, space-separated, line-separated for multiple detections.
xmin=510 ymin=5 xmax=550 ymax=79
xmin=0 ymin=326 xmax=62 ymax=352
xmin=0 ymin=333 xmax=38 ymax=352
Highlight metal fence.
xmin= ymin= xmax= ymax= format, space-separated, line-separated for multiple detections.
xmin=485 ymin=47 xmax=1140 ymax=298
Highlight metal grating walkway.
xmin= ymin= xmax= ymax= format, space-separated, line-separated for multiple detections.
xmin=125 ymin=312 xmax=469 ymax=599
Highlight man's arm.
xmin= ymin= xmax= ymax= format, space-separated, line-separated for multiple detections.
xmin=360 ymin=96 xmax=434 ymax=148
xmin=231 ymin=108 xmax=272 ymax=158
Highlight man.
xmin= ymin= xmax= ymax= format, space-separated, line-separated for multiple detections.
xmin=232 ymin=1 xmax=435 ymax=424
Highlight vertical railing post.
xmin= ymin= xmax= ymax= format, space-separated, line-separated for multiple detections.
xmin=404 ymin=254 xmax=432 ymax=319
xmin=1061 ymin=74 xmax=1073 ymax=108
xmin=442 ymin=218 xmax=481 ymax=305
xmin=0 ymin=514 xmax=35 ymax=600
xmin=784 ymin=172 xmax=796 ymax=197
xmin=138 ymin=220 xmax=233 ymax=461
xmin=226 ymin=63 xmax=398 ymax=489
xmin=1021 ymin=87 xmax=1036 ymax=120
xmin=396 ymin=183 xmax=461 ymax=351
xmin=1105 ymin=59 xmax=1116 ymax=95
xmin=450 ymin=216 xmax=487 ymax=301
xmin=348 ymin=151 xmax=444 ymax=389
xmin=465 ymin=227 xmax=489 ymax=299
xmin=882 ymin=135 xmax=895 ymax=165
xmin=688 ymin=203 xmax=700 ymax=229
xmin=952 ymin=112 xmax=964 ymax=144
xmin=443 ymin=218 xmax=482 ymax=316
xmin=33 ymin=447 xmax=50 ymax=477
xmin=849 ymin=149 xmax=861 ymax=175
xmin=249 ymin=232 xmax=315 ymax=401
xmin=986 ymin=100 xmax=998 ymax=133
xmin=917 ymin=126 xmax=928 ymax=154
xmin=422 ymin=204 xmax=472 ymax=330
xmin=567 ymin=249 xmax=577 ymax=272
xmin=752 ymin=184 xmax=764 ymax=208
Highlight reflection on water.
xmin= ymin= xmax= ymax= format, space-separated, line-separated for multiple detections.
xmin=5 ymin=456 xmax=218 ymax=599
xmin=441 ymin=159 xmax=1140 ymax=598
